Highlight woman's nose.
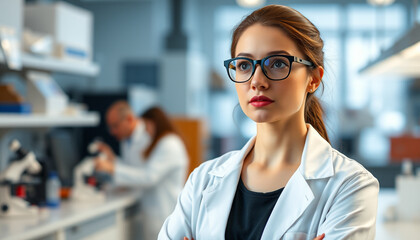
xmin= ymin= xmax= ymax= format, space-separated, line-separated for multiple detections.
xmin=250 ymin=65 xmax=270 ymax=91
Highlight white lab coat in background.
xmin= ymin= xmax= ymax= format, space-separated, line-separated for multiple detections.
xmin=159 ymin=124 xmax=379 ymax=240
xmin=113 ymin=121 xmax=189 ymax=240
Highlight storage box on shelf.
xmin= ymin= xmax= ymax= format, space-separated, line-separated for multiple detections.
xmin=24 ymin=1 xmax=93 ymax=63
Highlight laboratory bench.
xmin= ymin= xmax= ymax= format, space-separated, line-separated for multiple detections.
xmin=0 ymin=188 xmax=142 ymax=240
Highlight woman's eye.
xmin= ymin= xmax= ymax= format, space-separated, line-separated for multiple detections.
xmin=238 ymin=62 xmax=251 ymax=71
xmin=272 ymin=60 xmax=286 ymax=69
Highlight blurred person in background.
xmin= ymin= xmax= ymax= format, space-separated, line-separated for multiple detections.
xmin=95 ymin=101 xmax=188 ymax=240
xmin=159 ymin=4 xmax=378 ymax=240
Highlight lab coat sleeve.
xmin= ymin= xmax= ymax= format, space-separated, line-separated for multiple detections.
xmin=158 ymin=168 xmax=196 ymax=240
xmin=113 ymin=136 xmax=187 ymax=187
xmin=318 ymin=172 xmax=379 ymax=240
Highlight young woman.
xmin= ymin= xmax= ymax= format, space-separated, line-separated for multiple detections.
xmin=158 ymin=5 xmax=379 ymax=240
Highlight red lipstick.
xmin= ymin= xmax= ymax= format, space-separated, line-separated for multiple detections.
xmin=249 ymin=95 xmax=274 ymax=107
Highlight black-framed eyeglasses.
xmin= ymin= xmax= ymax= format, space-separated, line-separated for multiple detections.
xmin=223 ymin=55 xmax=314 ymax=83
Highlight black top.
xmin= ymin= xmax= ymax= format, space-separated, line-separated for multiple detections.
xmin=225 ymin=178 xmax=284 ymax=240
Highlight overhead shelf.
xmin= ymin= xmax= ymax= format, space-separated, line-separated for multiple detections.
xmin=0 ymin=53 xmax=100 ymax=77
xmin=0 ymin=112 xmax=100 ymax=128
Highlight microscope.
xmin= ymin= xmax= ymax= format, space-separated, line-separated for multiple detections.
xmin=71 ymin=140 xmax=106 ymax=202
xmin=0 ymin=140 xmax=42 ymax=217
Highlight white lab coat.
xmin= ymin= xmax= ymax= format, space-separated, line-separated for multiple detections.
xmin=114 ymin=121 xmax=189 ymax=240
xmin=159 ymin=124 xmax=379 ymax=240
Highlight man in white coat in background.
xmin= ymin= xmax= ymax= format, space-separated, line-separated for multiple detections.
xmin=97 ymin=101 xmax=150 ymax=164
xmin=95 ymin=101 xmax=189 ymax=240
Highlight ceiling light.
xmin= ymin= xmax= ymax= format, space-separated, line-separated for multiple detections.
xmin=236 ymin=0 xmax=265 ymax=8
xmin=367 ymin=0 xmax=395 ymax=6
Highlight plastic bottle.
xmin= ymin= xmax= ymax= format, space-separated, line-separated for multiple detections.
xmin=46 ymin=171 xmax=61 ymax=208
xmin=402 ymin=159 xmax=413 ymax=176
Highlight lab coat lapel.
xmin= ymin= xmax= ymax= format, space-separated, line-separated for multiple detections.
xmin=261 ymin=170 xmax=314 ymax=240
xmin=261 ymin=125 xmax=333 ymax=239
xmin=200 ymin=137 xmax=255 ymax=239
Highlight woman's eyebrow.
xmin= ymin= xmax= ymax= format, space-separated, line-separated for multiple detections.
xmin=236 ymin=52 xmax=253 ymax=58
xmin=236 ymin=50 xmax=292 ymax=58
xmin=267 ymin=50 xmax=291 ymax=56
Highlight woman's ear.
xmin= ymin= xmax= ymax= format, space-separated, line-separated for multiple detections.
xmin=307 ymin=66 xmax=324 ymax=93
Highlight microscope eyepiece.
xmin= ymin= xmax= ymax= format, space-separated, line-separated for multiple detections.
xmin=9 ymin=140 xmax=21 ymax=152
xmin=9 ymin=139 xmax=29 ymax=159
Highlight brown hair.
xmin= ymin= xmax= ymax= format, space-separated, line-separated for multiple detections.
xmin=230 ymin=5 xmax=329 ymax=143
xmin=141 ymin=106 xmax=180 ymax=158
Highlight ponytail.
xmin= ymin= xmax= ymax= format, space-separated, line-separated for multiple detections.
xmin=305 ymin=94 xmax=330 ymax=143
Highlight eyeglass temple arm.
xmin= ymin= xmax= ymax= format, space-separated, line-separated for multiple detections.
xmin=294 ymin=56 xmax=314 ymax=67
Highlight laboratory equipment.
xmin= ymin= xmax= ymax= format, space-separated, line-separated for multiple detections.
xmin=0 ymin=139 xmax=42 ymax=217
xmin=71 ymin=140 xmax=105 ymax=202
xmin=0 ymin=0 xmax=22 ymax=70
xmin=26 ymin=71 xmax=68 ymax=115
xmin=46 ymin=171 xmax=61 ymax=207
xmin=22 ymin=29 xmax=53 ymax=57
xmin=395 ymin=160 xmax=420 ymax=221
xmin=0 ymin=27 xmax=22 ymax=70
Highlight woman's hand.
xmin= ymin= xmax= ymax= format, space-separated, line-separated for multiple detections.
xmin=313 ymin=233 xmax=325 ymax=240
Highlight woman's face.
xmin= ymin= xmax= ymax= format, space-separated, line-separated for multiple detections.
xmin=235 ymin=24 xmax=314 ymax=124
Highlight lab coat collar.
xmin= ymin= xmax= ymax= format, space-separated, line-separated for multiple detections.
xmin=122 ymin=120 xmax=151 ymax=153
xmin=130 ymin=120 xmax=145 ymax=142
xmin=298 ymin=124 xmax=334 ymax=180
xmin=208 ymin=124 xmax=334 ymax=180
xmin=201 ymin=138 xmax=254 ymax=238
xmin=208 ymin=136 xmax=255 ymax=177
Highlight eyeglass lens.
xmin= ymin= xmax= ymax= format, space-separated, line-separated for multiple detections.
xmin=228 ymin=56 xmax=291 ymax=82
